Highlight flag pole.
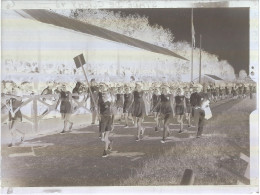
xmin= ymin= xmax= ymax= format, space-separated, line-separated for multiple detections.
xmin=78 ymin=57 xmax=98 ymax=109
xmin=191 ymin=8 xmax=194 ymax=82
xmin=199 ymin=34 xmax=202 ymax=84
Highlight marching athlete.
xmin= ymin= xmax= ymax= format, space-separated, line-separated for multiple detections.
xmin=88 ymin=79 xmax=99 ymax=125
xmin=206 ymin=85 xmax=212 ymax=101
xmin=219 ymin=86 xmax=223 ymax=100
xmin=212 ymin=86 xmax=217 ymax=102
xmin=123 ymin=84 xmax=133 ymax=127
xmin=151 ymin=87 xmax=161 ymax=132
xmin=97 ymin=83 xmax=107 ymax=138
xmin=225 ymin=85 xmax=230 ymax=99
xmin=131 ymin=82 xmax=147 ymax=141
xmin=115 ymin=84 xmax=124 ymax=122
xmin=231 ymin=86 xmax=237 ymax=99
xmin=175 ymin=87 xmax=186 ymax=133
xmin=249 ymin=84 xmax=253 ymax=99
xmin=184 ymin=87 xmax=192 ymax=128
xmin=238 ymin=84 xmax=243 ymax=99
xmin=243 ymin=85 xmax=247 ymax=98
xmin=191 ymin=84 xmax=208 ymax=138
xmin=56 ymin=84 xmax=73 ymax=133
xmin=98 ymin=92 xmax=113 ymax=158
xmin=159 ymin=84 xmax=174 ymax=143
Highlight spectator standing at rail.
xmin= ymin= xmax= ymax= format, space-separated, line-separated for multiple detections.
xmin=53 ymin=83 xmax=62 ymax=97
xmin=41 ymin=84 xmax=53 ymax=97
xmin=6 ymin=88 xmax=25 ymax=147
xmin=72 ymin=82 xmax=82 ymax=100
xmin=56 ymin=84 xmax=73 ymax=133
xmin=71 ymin=81 xmax=83 ymax=112
xmin=40 ymin=82 xmax=57 ymax=116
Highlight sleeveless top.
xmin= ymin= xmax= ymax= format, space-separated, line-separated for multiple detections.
xmin=60 ymin=91 xmax=70 ymax=102
xmin=133 ymin=91 xmax=144 ymax=102
xmin=152 ymin=94 xmax=160 ymax=106
xmin=175 ymin=95 xmax=185 ymax=106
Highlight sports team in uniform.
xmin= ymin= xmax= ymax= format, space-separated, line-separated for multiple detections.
xmin=3 ymin=79 xmax=256 ymax=157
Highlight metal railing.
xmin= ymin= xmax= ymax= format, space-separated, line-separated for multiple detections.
xmin=1 ymin=93 xmax=90 ymax=132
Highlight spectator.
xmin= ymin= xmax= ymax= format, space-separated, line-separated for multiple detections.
xmin=6 ymin=88 xmax=25 ymax=147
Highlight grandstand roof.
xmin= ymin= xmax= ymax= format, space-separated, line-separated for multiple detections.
xmin=204 ymin=74 xmax=223 ymax=81
xmin=16 ymin=9 xmax=188 ymax=61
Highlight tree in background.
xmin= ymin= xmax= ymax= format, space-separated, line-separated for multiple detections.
xmin=239 ymin=69 xmax=247 ymax=80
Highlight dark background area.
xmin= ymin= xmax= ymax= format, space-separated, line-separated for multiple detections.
xmin=108 ymin=8 xmax=249 ymax=74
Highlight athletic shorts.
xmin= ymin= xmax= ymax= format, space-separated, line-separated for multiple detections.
xmin=100 ymin=115 xmax=113 ymax=133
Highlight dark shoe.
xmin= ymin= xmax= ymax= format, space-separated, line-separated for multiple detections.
xmin=124 ymin=125 xmax=128 ymax=128
xmin=196 ymin=135 xmax=201 ymax=138
xmin=60 ymin=130 xmax=66 ymax=134
xmin=21 ymin=135 xmax=25 ymax=142
xmin=8 ymin=143 xmax=13 ymax=147
xmin=178 ymin=130 xmax=183 ymax=134
xmin=136 ymin=137 xmax=140 ymax=142
xmin=91 ymin=122 xmax=95 ymax=125
xmin=155 ymin=127 xmax=159 ymax=132
xmin=102 ymin=150 xmax=108 ymax=157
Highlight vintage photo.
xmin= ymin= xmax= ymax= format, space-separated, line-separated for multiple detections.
xmin=1 ymin=3 xmax=258 ymax=192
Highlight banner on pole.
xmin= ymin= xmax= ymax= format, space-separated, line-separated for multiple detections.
xmin=73 ymin=54 xmax=86 ymax=69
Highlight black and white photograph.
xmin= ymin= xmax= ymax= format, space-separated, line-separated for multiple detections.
xmin=1 ymin=0 xmax=259 ymax=194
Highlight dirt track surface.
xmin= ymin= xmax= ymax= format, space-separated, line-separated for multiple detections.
xmin=1 ymin=98 xmax=255 ymax=186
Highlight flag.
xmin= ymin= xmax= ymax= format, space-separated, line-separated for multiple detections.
xmin=191 ymin=9 xmax=196 ymax=48
xmin=73 ymin=53 xmax=86 ymax=69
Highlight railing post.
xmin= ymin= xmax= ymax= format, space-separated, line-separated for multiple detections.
xmin=33 ymin=95 xmax=38 ymax=132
